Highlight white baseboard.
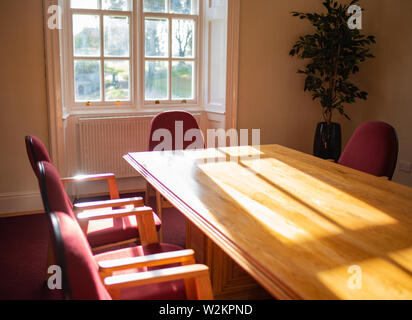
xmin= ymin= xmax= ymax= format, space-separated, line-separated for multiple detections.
xmin=0 ymin=176 xmax=147 ymax=216
xmin=0 ymin=191 xmax=43 ymax=215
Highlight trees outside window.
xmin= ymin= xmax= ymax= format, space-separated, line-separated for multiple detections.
xmin=65 ymin=0 xmax=199 ymax=108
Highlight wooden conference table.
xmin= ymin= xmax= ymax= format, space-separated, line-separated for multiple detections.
xmin=124 ymin=145 xmax=412 ymax=300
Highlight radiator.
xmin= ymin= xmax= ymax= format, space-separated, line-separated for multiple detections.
xmin=78 ymin=116 xmax=152 ymax=178
xmin=78 ymin=114 xmax=202 ymax=178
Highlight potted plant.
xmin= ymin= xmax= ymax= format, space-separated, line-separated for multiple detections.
xmin=289 ymin=0 xmax=376 ymax=161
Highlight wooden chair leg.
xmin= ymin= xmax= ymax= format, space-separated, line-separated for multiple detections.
xmin=77 ymin=219 xmax=88 ymax=235
xmin=195 ymin=272 xmax=214 ymax=300
xmin=146 ymin=184 xmax=165 ymax=243
xmin=182 ymin=257 xmax=198 ymax=299
xmin=107 ymin=175 xmax=120 ymax=200
xmin=156 ymin=190 xmax=164 ymax=243
xmin=108 ymin=288 xmax=121 ymax=300
xmin=136 ymin=209 xmax=159 ymax=246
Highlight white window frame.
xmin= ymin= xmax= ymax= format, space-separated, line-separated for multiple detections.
xmin=62 ymin=0 xmax=136 ymax=112
xmin=61 ymin=0 xmax=203 ymax=114
xmin=140 ymin=1 xmax=201 ymax=108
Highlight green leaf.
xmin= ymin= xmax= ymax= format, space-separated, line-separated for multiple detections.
xmin=289 ymin=0 xmax=375 ymax=120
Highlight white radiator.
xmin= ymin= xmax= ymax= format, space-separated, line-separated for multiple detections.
xmin=78 ymin=116 xmax=153 ymax=178
xmin=78 ymin=114 xmax=202 ymax=178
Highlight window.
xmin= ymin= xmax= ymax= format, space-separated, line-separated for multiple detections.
xmin=46 ymin=0 xmax=238 ymax=174
xmin=67 ymin=0 xmax=133 ymax=107
xmin=63 ymin=0 xmax=200 ymax=110
xmin=142 ymin=0 xmax=199 ymax=105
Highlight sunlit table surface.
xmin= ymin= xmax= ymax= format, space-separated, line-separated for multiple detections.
xmin=124 ymin=144 xmax=412 ymax=300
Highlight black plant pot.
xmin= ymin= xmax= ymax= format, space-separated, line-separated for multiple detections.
xmin=313 ymin=122 xmax=342 ymax=162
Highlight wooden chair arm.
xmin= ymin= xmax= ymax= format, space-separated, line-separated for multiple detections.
xmin=77 ymin=207 xmax=144 ymax=221
xmin=61 ymin=173 xmax=115 ymax=183
xmin=61 ymin=173 xmax=120 ymax=199
xmin=379 ymin=176 xmax=390 ymax=180
xmin=104 ymin=264 xmax=213 ymax=300
xmin=78 ymin=206 xmax=159 ymax=246
xmin=74 ymin=197 xmax=143 ymax=211
xmin=98 ymin=249 xmax=196 ymax=274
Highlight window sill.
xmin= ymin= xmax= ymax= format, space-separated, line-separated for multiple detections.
xmin=62 ymin=105 xmax=205 ymax=120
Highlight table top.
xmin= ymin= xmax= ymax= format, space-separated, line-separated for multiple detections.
xmin=124 ymin=145 xmax=412 ymax=300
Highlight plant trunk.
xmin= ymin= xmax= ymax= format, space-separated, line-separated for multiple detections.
xmin=323 ymin=108 xmax=333 ymax=125
xmin=324 ymin=44 xmax=341 ymax=126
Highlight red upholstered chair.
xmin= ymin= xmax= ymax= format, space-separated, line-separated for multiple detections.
xmin=25 ymin=135 xmax=52 ymax=178
xmin=26 ymin=135 xmax=122 ymax=201
xmin=146 ymin=111 xmax=205 ymax=240
xmin=338 ymin=122 xmax=398 ymax=180
xmin=38 ymin=161 xmax=213 ymax=300
xmin=148 ymin=111 xmax=205 ymax=152
xmin=38 ymin=161 xmax=162 ymax=252
xmin=26 ymin=135 xmax=162 ymax=251
xmin=48 ymin=210 xmax=213 ymax=300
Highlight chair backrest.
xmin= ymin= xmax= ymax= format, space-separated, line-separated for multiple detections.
xmin=38 ymin=161 xmax=75 ymax=219
xmin=148 ymin=111 xmax=205 ymax=151
xmin=338 ymin=121 xmax=399 ymax=180
xmin=25 ymin=135 xmax=52 ymax=178
xmin=49 ymin=211 xmax=112 ymax=300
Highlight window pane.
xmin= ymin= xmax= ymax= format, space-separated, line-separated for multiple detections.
xmin=104 ymin=61 xmax=130 ymax=101
xmin=145 ymin=61 xmax=168 ymax=100
xmin=172 ymin=61 xmax=194 ymax=100
xmin=104 ymin=16 xmax=130 ymax=57
xmin=74 ymin=60 xmax=101 ymax=102
xmin=172 ymin=19 xmax=194 ymax=58
xmin=145 ymin=18 xmax=169 ymax=58
xmin=73 ymin=15 xmax=100 ymax=57
xmin=143 ymin=0 xmax=166 ymax=13
xmin=71 ymin=0 xmax=99 ymax=9
xmin=102 ymin=0 xmax=131 ymax=11
xmin=170 ymin=0 xmax=193 ymax=14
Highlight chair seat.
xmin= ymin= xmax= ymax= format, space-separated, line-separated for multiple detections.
xmin=85 ymin=211 xmax=162 ymax=248
xmin=95 ymin=243 xmax=187 ymax=300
